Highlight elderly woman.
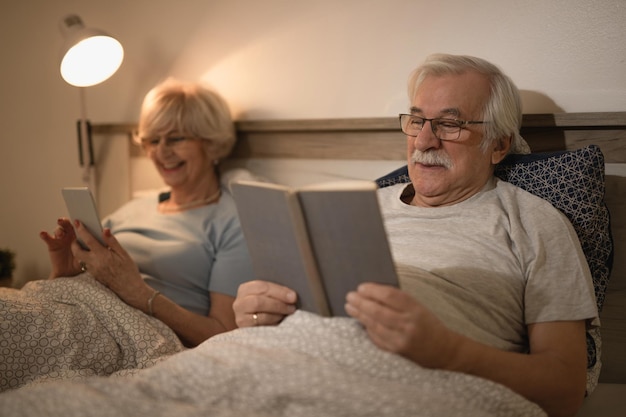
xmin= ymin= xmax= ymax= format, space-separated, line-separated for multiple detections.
xmin=1 ymin=79 xmax=255 ymax=391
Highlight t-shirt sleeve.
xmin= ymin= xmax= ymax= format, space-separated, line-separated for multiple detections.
xmin=522 ymin=206 xmax=599 ymax=327
xmin=207 ymin=212 xmax=256 ymax=297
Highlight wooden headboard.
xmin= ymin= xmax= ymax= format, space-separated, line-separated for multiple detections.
xmin=92 ymin=111 xmax=626 ymax=385
xmin=93 ymin=112 xmax=626 ymax=162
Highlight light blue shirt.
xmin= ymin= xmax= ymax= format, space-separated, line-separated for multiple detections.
xmin=102 ymin=189 xmax=255 ymax=316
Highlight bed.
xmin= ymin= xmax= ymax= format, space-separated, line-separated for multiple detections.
xmin=0 ymin=112 xmax=623 ymax=416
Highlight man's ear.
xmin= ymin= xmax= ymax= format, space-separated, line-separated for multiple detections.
xmin=491 ymin=136 xmax=512 ymax=164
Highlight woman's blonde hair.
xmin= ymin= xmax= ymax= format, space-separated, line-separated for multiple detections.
xmin=136 ymin=78 xmax=236 ymax=160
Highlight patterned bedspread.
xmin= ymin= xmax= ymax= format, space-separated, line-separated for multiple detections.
xmin=0 ymin=310 xmax=546 ymax=417
xmin=0 ymin=274 xmax=184 ymax=391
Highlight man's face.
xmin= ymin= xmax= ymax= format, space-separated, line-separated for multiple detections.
xmin=406 ymin=71 xmax=508 ymax=207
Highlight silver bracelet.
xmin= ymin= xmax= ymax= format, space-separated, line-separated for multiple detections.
xmin=147 ymin=290 xmax=161 ymax=316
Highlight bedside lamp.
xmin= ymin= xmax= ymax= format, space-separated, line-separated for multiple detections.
xmin=59 ymin=14 xmax=124 ymax=190
xmin=59 ymin=14 xmax=124 ymax=88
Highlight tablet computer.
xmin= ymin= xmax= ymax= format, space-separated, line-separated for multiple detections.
xmin=61 ymin=187 xmax=105 ymax=250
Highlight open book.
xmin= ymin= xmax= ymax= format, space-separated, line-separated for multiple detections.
xmin=231 ymin=179 xmax=398 ymax=317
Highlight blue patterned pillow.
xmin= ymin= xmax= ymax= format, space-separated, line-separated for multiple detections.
xmin=495 ymin=146 xmax=612 ymax=311
xmin=375 ymin=145 xmax=613 ymax=392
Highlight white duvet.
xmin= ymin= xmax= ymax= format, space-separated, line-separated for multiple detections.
xmin=0 ymin=274 xmax=184 ymax=391
xmin=0 ymin=303 xmax=546 ymax=417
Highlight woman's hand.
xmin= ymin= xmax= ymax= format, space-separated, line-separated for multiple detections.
xmin=233 ymin=280 xmax=298 ymax=328
xmin=40 ymin=217 xmax=82 ymax=279
xmin=71 ymin=220 xmax=153 ymax=309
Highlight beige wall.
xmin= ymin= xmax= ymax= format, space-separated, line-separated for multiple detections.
xmin=1 ymin=0 xmax=625 ymax=287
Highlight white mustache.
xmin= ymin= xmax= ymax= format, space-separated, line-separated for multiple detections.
xmin=410 ymin=149 xmax=453 ymax=169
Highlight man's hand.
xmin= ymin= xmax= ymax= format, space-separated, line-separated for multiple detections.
xmin=345 ymin=282 xmax=462 ymax=369
xmin=233 ymin=280 xmax=298 ymax=327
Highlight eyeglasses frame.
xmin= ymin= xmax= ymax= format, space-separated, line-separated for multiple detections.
xmin=132 ymin=132 xmax=198 ymax=151
xmin=398 ymin=113 xmax=487 ymax=141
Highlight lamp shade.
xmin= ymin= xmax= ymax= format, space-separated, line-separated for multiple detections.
xmin=59 ymin=15 xmax=124 ymax=87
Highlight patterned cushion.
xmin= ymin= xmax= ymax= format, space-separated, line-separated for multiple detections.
xmin=375 ymin=145 xmax=613 ymax=394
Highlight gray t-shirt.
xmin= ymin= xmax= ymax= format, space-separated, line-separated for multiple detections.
xmin=102 ymin=189 xmax=255 ymax=316
xmin=377 ymin=177 xmax=598 ymax=352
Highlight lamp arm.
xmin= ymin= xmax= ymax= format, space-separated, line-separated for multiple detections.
xmin=76 ymin=120 xmax=84 ymax=166
xmin=77 ymin=88 xmax=95 ymax=166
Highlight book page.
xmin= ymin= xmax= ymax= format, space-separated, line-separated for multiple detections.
xmin=231 ymin=181 xmax=330 ymax=315
xmin=298 ymin=184 xmax=398 ymax=316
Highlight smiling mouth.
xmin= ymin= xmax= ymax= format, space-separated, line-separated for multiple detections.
xmin=160 ymin=161 xmax=185 ymax=171
xmin=415 ymin=162 xmax=447 ymax=171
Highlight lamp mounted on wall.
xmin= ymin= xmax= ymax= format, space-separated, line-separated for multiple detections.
xmin=58 ymin=14 xmax=124 ymax=190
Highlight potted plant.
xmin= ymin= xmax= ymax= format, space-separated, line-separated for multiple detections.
xmin=0 ymin=248 xmax=15 ymax=286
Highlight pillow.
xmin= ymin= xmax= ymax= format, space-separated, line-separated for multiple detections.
xmin=375 ymin=145 xmax=613 ymax=394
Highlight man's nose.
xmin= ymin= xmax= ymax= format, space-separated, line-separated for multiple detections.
xmin=412 ymin=120 xmax=441 ymax=151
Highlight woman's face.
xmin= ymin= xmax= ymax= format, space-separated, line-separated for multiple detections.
xmin=143 ymin=133 xmax=215 ymax=189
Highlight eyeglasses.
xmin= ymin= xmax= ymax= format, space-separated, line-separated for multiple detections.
xmin=134 ymin=134 xmax=194 ymax=151
xmin=398 ymin=114 xmax=487 ymax=141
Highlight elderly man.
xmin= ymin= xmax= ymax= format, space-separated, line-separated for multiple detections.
xmin=233 ymin=54 xmax=598 ymax=417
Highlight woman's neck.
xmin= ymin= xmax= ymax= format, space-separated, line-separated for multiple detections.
xmin=160 ymin=177 xmax=221 ymax=213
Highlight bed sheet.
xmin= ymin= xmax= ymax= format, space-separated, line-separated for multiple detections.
xmin=0 ymin=310 xmax=545 ymax=417
xmin=0 ymin=274 xmax=184 ymax=391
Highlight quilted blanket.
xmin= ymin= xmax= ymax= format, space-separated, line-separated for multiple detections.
xmin=0 ymin=310 xmax=546 ymax=417
xmin=0 ymin=274 xmax=184 ymax=391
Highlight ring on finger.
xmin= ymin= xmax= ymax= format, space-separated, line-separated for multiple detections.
xmin=252 ymin=313 xmax=259 ymax=326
